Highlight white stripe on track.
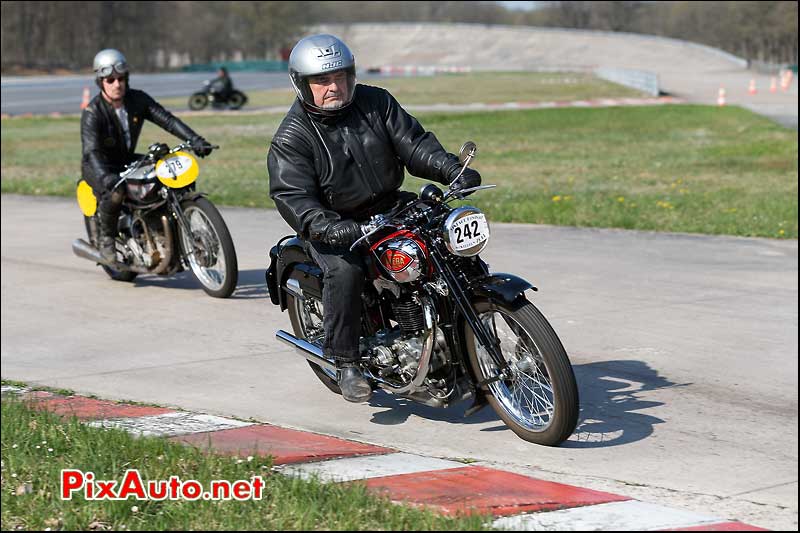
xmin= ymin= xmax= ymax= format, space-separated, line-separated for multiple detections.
xmin=1 ymin=385 xmax=29 ymax=395
xmin=492 ymin=500 xmax=724 ymax=531
xmin=276 ymin=452 xmax=467 ymax=482
xmin=87 ymin=412 xmax=253 ymax=437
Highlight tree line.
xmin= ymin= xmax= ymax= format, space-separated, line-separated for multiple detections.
xmin=1 ymin=1 xmax=796 ymax=73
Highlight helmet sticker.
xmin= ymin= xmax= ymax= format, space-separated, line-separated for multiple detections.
xmin=315 ymin=45 xmax=341 ymax=59
xmin=321 ymin=60 xmax=343 ymax=70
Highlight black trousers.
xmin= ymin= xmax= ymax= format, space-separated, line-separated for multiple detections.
xmin=85 ymin=175 xmax=125 ymax=236
xmin=305 ymin=240 xmax=366 ymax=364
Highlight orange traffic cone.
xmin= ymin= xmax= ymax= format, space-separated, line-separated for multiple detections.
xmin=80 ymin=87 xmax=90 ymax=109
xmin=770 ymin=77 xmax=778 ymax=93
xmin=781 ymin=70 xmax=793 ymax=91
xmin=748 ymin=79 xmax=757 ymax=95
xmin=717 ymin=87 xmax=726 ymax=106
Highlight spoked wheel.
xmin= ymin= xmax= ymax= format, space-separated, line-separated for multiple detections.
xmin=465 ymin=298 xmax=579 ymax=446
xmin=84 ymin=215 xmax=137 ymax=282
xmin=178 ymin=198 xmax=238 ymax=298
xmin=286 ymin=293 xmax=341 ymax=395
xmin=188 ymin=92 xmax=208 ymax=110
xmin=227 ymin=91 xmax=247 ymax=110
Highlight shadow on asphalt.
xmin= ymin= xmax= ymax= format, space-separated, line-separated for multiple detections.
xmin=129 ymin=269 xmax=268 ymax=299
xmin=564 ymin=359 xmax=690 ymax=449
xmin=367 ymin=359 xmax=688 ymax=448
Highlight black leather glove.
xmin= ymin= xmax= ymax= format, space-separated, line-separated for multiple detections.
xmin=324 ymin=220 xmax=363 ymax=248
xmin=190 ymin=136 xmax=214 ymax=158
xmin=452 ymin=167 xmax=482 ymax=191
xmin=442 ymin=155 xmax=481 ymax=191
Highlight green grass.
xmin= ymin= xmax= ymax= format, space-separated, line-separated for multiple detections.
xmin=1 ymin=104 xmax=796 ymax=238
xmin=158 ymin=71 xmax=644 ymax=110
xmin=1 ymin=398 xmax=489 ymax=530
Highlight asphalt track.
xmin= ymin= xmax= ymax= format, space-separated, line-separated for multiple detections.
xmin=1 ymin=194 xmax=797 ymax=529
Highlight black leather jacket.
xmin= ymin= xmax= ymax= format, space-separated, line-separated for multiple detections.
xmin=209 ymin=74 xmax=233 ymax=95
xmin=80 ymin=88 xmax=200 ymax=191
xmin=267 ymin=84 xmax=462 ymax=242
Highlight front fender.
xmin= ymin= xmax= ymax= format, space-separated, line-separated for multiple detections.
xmin=178 ymin=190 xmax=207 ymax=202
xmin=471 ymin=273 xmax=537 ymax=308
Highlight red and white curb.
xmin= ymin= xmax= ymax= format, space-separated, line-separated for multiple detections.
xmin=1 ymin=386 xmax=766 ymax=531
xmin=403 ymin=96 xmax=684 ymax=113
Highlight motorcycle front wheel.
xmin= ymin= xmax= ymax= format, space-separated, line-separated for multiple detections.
xmin=84 ymin=215 xmax=137 ymax=282
xmin=227 ymin=90 xmax=247 ymax=110
xmin=285 ymin=293 xmax=342 ymax=395
xmin=188 ymin=92 xmax=208 ymax=111
xmin=464 ymin=298 xmax=579 ymax=446
xmin=178 ymin=197 xmax=238 ymax=298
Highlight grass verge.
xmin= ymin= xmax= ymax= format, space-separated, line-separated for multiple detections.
xmin=1 ymin=397 xmax=489 ymax=530
xmin=1 ymin=104 xmax=796 ymax=238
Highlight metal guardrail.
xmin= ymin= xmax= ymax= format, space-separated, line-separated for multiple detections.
xmin=594 ymin=67 xmax=660 ymax=96
xmin=182 ymin=61 xmax=288 ymax=73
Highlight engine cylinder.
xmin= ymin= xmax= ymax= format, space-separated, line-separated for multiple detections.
xmin=392 ymin=299 xmax=424 ymax=332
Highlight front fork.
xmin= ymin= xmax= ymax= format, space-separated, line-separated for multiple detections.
xmin=166 ymin=189 xmax=196 ymax=263
xmin=429 ymin=250 xmax=510 ymax=383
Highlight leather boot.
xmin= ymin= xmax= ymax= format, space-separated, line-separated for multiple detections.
xmin=338 ymin=364 xmax=372 ymax=403
xmin=97 ymin=210 xmax=119 ymax=264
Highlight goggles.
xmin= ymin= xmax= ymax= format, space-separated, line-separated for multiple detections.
xmin=96 ymin=62 xmax=129 ymax=78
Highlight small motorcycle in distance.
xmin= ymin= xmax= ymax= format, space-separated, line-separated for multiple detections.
xmin=73 ymin=140 xmax=239 ymax=298
xmin=188 ymin=81 xmax=248 ymax=111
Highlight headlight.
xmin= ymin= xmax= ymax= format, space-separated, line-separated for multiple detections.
xmin=442 ymin=206 xmax=490 ymax=257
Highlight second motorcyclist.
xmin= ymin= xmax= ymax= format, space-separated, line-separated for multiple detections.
xmin=81 ymin=48 xmax=215 ymax=263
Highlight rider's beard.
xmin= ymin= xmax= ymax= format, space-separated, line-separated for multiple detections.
xmin=320 ymin=85 xmax=349 ymax=110
xmin=321 ymin=99 xmax=344 ymax=110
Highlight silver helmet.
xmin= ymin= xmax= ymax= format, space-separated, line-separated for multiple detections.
xmin=93 ymin=49 xmax=129 ymax=80
xmin=288 ymin=34 xmax=356 ymax=115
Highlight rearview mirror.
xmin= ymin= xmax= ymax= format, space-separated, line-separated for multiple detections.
xmin=459 ymin=141 xmax=477 ymax=164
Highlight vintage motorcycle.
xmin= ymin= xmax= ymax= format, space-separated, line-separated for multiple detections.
xmin=188 ymin=81 xmax=248 ymax=111
xmin=267 ymin=142 xmax=579 ymax=446
xmin=73 ymin=141 xmax=239 ymax=298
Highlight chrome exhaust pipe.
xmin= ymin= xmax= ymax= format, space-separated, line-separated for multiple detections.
xmin=73 ymin=215 xmax=173 ymax=274
xmin=72 ymin=238 xmax=106 ymax=264
xmin=276 ymin=330 xmax=336 ymax=372
xmin=151 ymin=216 xmax=172 ymax=274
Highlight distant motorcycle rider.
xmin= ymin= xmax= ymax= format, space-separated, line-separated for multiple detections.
xmin=208 ymin=66 xmax=234 ymax=103
xmin=268 ymin=34 xmax=481 ymax=403
xmin=81 ymin=48 xmax=215 ymax=263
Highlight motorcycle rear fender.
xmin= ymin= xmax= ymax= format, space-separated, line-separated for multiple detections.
xmin=268 ymin=236 xmax=323 ymax=310
xmin=471 ymin=273 xmax=537 ymax=308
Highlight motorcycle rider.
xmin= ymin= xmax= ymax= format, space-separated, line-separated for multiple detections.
xmin=81 ymin=48 xmax=215 ymax=263
xmin=267 ymin=34 xmax=481 ymax=403
xmin=208 ymin=66 xmax=234 ymax=104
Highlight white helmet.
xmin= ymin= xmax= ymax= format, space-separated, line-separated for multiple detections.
xmin=288 ymin=34 xmax=356 ymax=115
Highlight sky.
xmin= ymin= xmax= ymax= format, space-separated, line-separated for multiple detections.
xmin=497 ymin=1 xmax=540 ymax=11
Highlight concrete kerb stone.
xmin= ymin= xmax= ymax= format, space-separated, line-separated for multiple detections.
xmin=0 ymin=387 xmax=768 ymax=530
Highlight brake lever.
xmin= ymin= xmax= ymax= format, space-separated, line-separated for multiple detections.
xmin=443 ymin=184 xmax=497 ymax=202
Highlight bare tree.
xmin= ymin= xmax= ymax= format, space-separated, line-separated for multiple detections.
xmin=1 ymin=1 xmax=796 ymax=72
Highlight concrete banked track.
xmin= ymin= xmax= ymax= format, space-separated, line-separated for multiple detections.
xmin=315 ymin=23 xmax=798 ymax=128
